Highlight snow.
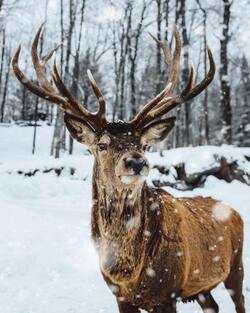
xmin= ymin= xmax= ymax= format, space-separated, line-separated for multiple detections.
xmin=146 ymin=268 xmax=156 ymax=278
xmin=212 ymin=202 xmax=232 ymax=221
xmin=0 ymin=125 xmax=250 ymax=313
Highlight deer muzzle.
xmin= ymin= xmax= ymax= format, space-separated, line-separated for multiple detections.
xmin=115 ymin=152 xmax=150 ymax=185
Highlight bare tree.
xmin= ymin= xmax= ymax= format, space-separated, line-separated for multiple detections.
xmin=0 ymin=28 xmax=5 ymax=92
xmin=173 ymin=0 xmax=182 ymax=147
xmin=51 ymin=0 xmax=78 ymax=158
xmin=51 ymin=0 xmax=65 ymax=157
xmin=220 ymin=0 xmax=232 ymax=144
xmin=155 ymin=0 xmax=163 ymax=94
xmin=128 ymin=0 xmax=147 ymax=116
xmin=196 ymin=0 xmax=209 ymax=144
xmin=179 ymin=0 xmax=192 ymax=146
xmin=111 ymin=2 xmax=130 ymax=120
xmin=0 ymin=54 xmax=10 ymax=122
xmin=235 ymin=55 xmax=250 ymax=146
xmin=32 ymin=0 xmax=48 ymax=155
xmin=69 ymin=0 xmax=86 ymax=154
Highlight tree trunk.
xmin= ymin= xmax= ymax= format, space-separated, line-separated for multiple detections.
xmin=196 ymin=0 xmax=209 ymax=144
xmin=121 ymin=11 xmax=130 ymax=119
xmin=156 ymin=0 xmax=162 ymax=95
xmin=32 ymin=97 xmax=38 ymax=154
xmin=64 ymin=0 xmax=76 ymax=154
xmin=64 ymin=0 xmax=76 ymax=77
xmin=69 ymin=0 xmax=86 ymax=155
xmin=174 ymin=0 xmax=181 ymax=147
xmin=220 ymin=0 xmax=232 ymax=144
xmin=180 ymin=0 xmax=191 ymax=146
xmin=128 ymin=1 xmax=146 ymax=116
xmin=0 ymin=28 xmax=5 ymax=91
xmin=32 ymin=0 xmax=48 ymax=154
xmin=112 ymin=25 xmax=119 ymax=121
xmin=117 ymin=2 xmax=130 ymax=120
xmin=21 ymin=86 xmax=27 ymax=120
xmin=236 ymin=56 xmax=250 ymax=146
xmin=51 ymin=0 xmax=76 ymax=158
xmin=163 ymin=0 xmax=170 ymax=41
xmin=0 ymin=55 xmax=10 ymax=122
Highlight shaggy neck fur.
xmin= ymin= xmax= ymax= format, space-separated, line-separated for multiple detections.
xmin=91 ymin=161 xmax=149 ymax=283
xmin=93 ymin=161 xmax=144 ymax=219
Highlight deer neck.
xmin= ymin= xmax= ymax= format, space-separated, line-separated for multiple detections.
xmin=92 ymin=161 xmax=145 ymax=219
xmin=91 ymin=162 xmax=148 ymax=283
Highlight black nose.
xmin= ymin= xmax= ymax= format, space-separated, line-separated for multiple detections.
xmin=124 ymin=156 xmax=147 ymax=174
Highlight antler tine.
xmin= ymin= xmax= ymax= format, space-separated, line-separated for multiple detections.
xmin=129 ymin=82 xmax=172 ymax=127
xmin=51 ymin=58 xmax=107 ymax=131
xmin=31 ymin=24 xmax=57 ymax=93
xmin=51 ymin=57 xmax=89 ymax=116
xmin=12 ymin=45 xmax=68 ymax=107
xmin=41 ymin=43 xmax=62 ymax=64
xmin=12 ymin=26 xmax=82 ymax=118
xmin=180 ymin=65 xmax=196 ymax=98
xmin=149 ymin=24 xmax=181 ymax=90
xmin=166 ymin=24 xmax=181 ymax=95
xmin=87 ymin=69 xmax=106 ymax=118
xmin=148 ymin=32 xmax=171 ymax=65
xmin=183 ymin=47 xmax=215 ymax=101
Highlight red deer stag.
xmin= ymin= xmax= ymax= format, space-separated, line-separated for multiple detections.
xmin=12 ymin=25 xmax=245 ymax=313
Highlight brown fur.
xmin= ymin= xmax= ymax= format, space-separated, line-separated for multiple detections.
xmin=64 ymin=121 xmax=246 ymax=313
xmin=91 ymin=180 xmax=245 ymax=312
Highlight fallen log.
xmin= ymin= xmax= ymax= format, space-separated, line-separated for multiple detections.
xmin=152 ymin=157 xmax=250 ymax=190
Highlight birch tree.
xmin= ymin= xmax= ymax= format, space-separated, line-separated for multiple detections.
xmin=69 ymin=0 xmax=86 ymax=154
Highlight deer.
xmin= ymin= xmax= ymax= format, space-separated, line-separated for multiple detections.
xmin=12 ymin=24 xmax=245 ymax=313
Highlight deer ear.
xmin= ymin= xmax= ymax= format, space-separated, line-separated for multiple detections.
xmin=64 ymin=114 xmax=96 ymax=145
xmin=141 ymin=117 xmax=176 ymax=145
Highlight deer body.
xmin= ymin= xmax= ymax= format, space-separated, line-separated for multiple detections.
xmin=91 ymin=146 xmax=244 ymax=312
xmin=12 ymin=24 xmax=245 ymax=313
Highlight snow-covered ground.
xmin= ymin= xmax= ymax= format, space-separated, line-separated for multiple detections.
xmin=0 ymin=125 xmax=249 ymax=313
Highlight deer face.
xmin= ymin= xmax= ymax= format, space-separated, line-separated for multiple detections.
xmin=65 ymin=116 xmax=176 ymax=186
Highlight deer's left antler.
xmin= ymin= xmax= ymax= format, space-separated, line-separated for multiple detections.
xmin=129 ymin=25 xmax=216 ymax=130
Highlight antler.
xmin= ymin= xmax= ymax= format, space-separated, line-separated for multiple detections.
xmin=12 ymin=24 xmax=107 ymax=133
xmin=129 ymin=25 xmax=216 ymax=129
xmin=130 ymin=25 xmax=181 ymax=128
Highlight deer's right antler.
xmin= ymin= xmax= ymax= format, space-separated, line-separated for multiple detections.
xmin=12 ymin=24 xmax=107 ymax=133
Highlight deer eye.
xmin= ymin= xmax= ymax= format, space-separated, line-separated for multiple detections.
xmin=98 ymin=143 xmax=108 ymax=151
xmin=142 ymin=144 xmax=151 ymax=152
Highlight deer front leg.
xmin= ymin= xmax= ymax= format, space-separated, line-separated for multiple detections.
xmin=152 ymin=301 xmax=177 ymax=313
xmin=117 ymin=300 xmax=140 ymax=313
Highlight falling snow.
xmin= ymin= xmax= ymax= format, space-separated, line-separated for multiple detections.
xmin=146 ymin=267 xmax=156 ymax=278
xmin=212 ymin=202 xmax=232 ymax=221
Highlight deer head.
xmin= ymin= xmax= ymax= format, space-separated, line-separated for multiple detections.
xmin=12 ymin=25 xmax=215 ymax=189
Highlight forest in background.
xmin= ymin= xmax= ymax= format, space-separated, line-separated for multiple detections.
xmin=0 ymin=0 xmax=250 ymax=158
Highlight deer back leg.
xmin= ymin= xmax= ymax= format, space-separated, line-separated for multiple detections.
xmin=224 ymin=250 xmax=245 ymax=313
xmin=196 ymin=292 xmax=219 ymax=313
